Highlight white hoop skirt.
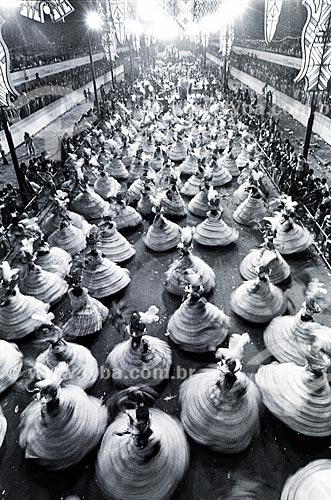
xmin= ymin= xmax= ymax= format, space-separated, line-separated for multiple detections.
xmin=0 ymin=407 xmax=7 ymax=449
xmin=62 ymin=288 xmax=108 ymax=338
xmin=137 ymin=193 xmax=156 ymax=216
xmin=231 ymin=279 xmax=286 ymax=323
xmin=96 ymin=409 xmax=189 ymax=500
xmin=179 ymin=368 xmax=261 ymax=453
xmin=150 ymin=156 xmax=163 ymax=172
xmin=236 ymin=150 xmax=250 ymax=170
xmin=167 ymin=298 xmax=229 ymax=352
xmin=48 ymin=224 xmax=86 ymax=256
xmin=188 ymin=190 xmax=209 ymax=217
xmin=0 ymin=287 xmax=49 ymax=340
xmin=233 ymin=182 xmax=249 ymax=205
xmin=94 ymin=174 xmax=121 ymax=200
xmin=21 ymin=266 xmax=68 ymax=305
xmin=36 ymin=246 xmax=72 ymax=278
xmin=256 ymin=362 xmax=331 ymax=436
xmin=19 ymin=385 xmax=108 ymax=470
xmin=233 ymin=197 xmax=266 ymax=226
xmin=82 ymin=257 xmax=130 ymax=298
xmin=281 ymin=460 xmax=331 ymax=500
xmin=194 ymin=216 xmax=239 ymax=247
xmin=97 ymin=228 xmax=135 ymax=263
xmin=106 ymin=336 xmax=172 ymax=387
xmin=36 ymin=341 xmax=99 ymax=390
xmin=274 ymin=223 xmax=313 ymax=255
xmin=129 ymin=162 xmax=144 ymax=182
xmin=128 ymin=179 xmax=145 ymax=203
xmin=0 ymin=340 xmax=23 ymax=394
xmin=165 ymin=255 xmax=216 ymax=296
xmin=42 ymin=209 xmax=91 ymax=238
xmin=143 ymin=219 xmax=182 ymax=252
xmin=240 ymin=248 xmax=290 ymax=284
xmin=221 ymin=153 xmax=240 ymax=177
xmin=162 ymin=193 xmax=187 ymax=218
xmin=180 ymin=154 xmax=198 ymax=175
xmin=71 ymin=189 xmax=108 ymax=221
xmin=108 ymin=158 xmax=129 ymax=180
xmin=112 ymin=206 xmax=143 ymax=231
xmin=168 ymin=141 xmax=187 ymax=162
xmin=263 ymin=311 xmax=327 ymax=365
xmin=211 ymin=165 xmax=232 ymax=187
xmin=181 ymin=175 xmax=202 ymax=197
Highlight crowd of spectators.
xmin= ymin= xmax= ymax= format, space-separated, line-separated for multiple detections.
xmin=230 ymin=53 xmax=331 ymax=118
xmin=9 ymin=43 xmax=102 ymax=72
xmin=229 ymin=86 xmax=331 ymax=254
xmin=5 ymin=57 xmax=116 ymax=128
xmin=233 ymin=37 xmax=302 ymax=58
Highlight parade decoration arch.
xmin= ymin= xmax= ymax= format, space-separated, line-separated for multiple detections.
xmin=0 ymin=17 xmax=19 ymax=106
xmin=19 ymin=0 xmax=74 ymax=23
xmin=295 ymin=0 xmax=331 ymax=91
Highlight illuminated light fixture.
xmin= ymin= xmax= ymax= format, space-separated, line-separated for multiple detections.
xmin=0 ymin=0 xmax=21 ymax=9
xmin=19 ymin=1 xmax=75 ymax=23
xmin=86 ymin=11 xmax=103 ymax=31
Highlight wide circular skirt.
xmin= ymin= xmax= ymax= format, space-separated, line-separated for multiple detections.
xmin=231 ymin=280 xmax=286 ymax=323
xmin=143 ymin=221 xmax=182 ymax=252
xmin=180 ymin=369 xmax=261 ymax=453
xmin=82 ymin=261 xmax=130 ymax=298
xmin=106 ymin=336 xmax=172 ymax=387
xmin=96 ymin=409 xmax=189 ymax=500
xmin=194 ymin=218 xmax=239 ymax=246
xmin=63 ymin=296 xmax=108 ymax=338
xmin=263 ymin=313 xmax=326 ymax=365
xmin=167 ymin=300 xmax=229 ymax=352
xmin=240 ymin=248 xmax=290 ymax=284
xmin=165 ymin=256 xmax=216 ymax=296
xmin=274 ymin=224 xmax=313 ymax=255
xmin=281 ymin=459 xmax=331 ymax=500
xmin=256 ymin=362 xmax=331 ymax=436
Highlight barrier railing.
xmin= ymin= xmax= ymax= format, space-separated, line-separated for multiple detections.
xmin=252 ymin=136 xmax=331 ymax=271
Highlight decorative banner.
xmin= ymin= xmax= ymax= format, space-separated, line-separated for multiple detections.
xmin=176 ymin=0 xmax=194 ymax=30
xmin=97 ymin=0 xmax=118 ymax=62
xmin=219 ymin=23 xmax=234 ymax=57
xmin=264 ymin=0 xmax=284 ymax=43
xmin=295 ymin=0 xmax=331 ymax=91
xmin=193 ymin=0 xmax=219 ymax=20
xmin=110 ymin=0 xmax=126 ymax=45
xmin=20 ymin=0 xmax=74 ymax=23
xmin=0 ymin=16 xmax=20 ymax=107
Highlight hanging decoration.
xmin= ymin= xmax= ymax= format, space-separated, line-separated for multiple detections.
xmin=0 ymin=16 xmax=20 ymax=107
xmin=264 ymin=0 xmax=284 ymax=44
xmin=295 ymin=0 xmax=331 ymax=91
xmin=97 ymin=0 xmax=118 ymax=62
xmin=219 ymin=23 xmax=235 ymax=57
xmin=19 ymin=0 xmax=74 ymax=23
xmin=193 ymin=0 xmax=219 ymax=21
xmin=109 ymin=0 xmax=126 ymax=45
xmin=176 ymin=0 xmax=194 ymax=30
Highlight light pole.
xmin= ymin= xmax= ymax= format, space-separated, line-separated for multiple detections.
xmin=86 ymin=12 xmax=102 ymax=119
xmin=0 ymin=107 xmax=29 ymax=205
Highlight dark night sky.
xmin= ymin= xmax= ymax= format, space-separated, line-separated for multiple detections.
xmin=0 ymin=0 xmax=307 ymax=54
xmin=235 ymin=0 xmax=306 ymax=40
